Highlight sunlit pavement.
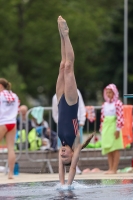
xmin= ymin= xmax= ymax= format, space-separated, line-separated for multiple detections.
xmin=0 ymin=172 xmax=133 ymax=184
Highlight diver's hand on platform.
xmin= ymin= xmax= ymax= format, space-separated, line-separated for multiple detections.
xmin=81 ymin=132 xmax=95 ymax=150
xmin=115 ymin=131 xmax=120 ymax=139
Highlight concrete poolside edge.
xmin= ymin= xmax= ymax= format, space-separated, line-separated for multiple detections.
xmin=0 ymin=173 xmax=133 ymax=184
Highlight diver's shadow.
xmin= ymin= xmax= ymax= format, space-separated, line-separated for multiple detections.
xmin=56 ymin=190 xmax=77 ymax=199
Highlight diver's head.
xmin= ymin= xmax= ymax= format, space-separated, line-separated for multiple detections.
xmin=59 ymin=146 xmax=73 ymax=166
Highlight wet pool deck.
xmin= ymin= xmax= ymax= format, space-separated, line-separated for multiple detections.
xmin=0 ymin=172 xmax=133 ymax=184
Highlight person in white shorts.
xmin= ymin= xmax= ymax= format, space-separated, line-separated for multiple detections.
xmin=0 ymin=78 xmax=19 ymax=179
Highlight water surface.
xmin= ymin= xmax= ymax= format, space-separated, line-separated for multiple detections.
xmin=0 ymin=179 xmax=133 ymax=200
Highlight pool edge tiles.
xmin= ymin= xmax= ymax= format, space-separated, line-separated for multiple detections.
xmin=0 ymin=173 xmax=133 ymax=184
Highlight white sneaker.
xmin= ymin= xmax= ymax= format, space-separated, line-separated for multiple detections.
xmin=76 ymin=166 xmax=82 ymax=174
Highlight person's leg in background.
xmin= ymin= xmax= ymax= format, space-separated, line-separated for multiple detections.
xmin=6 ymin=125 xmax=16 ymax=179
xmin=112 ymin=150 xmax=120 ymax=173
xmin=0 ymin=125 xmax=8 ymax=174
xmin=105 ymin=152 xmax=113 ymax=174
xmin=0 ymin=125 xmax=7 ymax=140
xmin=105 ymin=150 xmax=120 ymax=174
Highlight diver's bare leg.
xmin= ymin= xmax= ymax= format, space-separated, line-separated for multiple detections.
xmin=58 ymin=16 xmax=78 ymax=105
xmin=56 ymin=17 xmax=66 ymax=103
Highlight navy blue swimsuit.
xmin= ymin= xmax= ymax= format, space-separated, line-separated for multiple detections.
xmin=58 ymin=94 xmax=79 ymax=148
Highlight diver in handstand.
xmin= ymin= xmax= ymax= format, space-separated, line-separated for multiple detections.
xmin=56 ymin=16 xmax=94 ymax=185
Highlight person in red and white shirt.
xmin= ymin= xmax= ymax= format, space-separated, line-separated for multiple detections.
xmin=100 ymin=83 xmax=124 ymax=174
xmin=0 ymin=78 xmax=19 ymax=179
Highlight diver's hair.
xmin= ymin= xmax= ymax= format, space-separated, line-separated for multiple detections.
xmin=63 ymin=162 xmax=71 ymax=166
xmin=0 ymin=78 xmax=11 ymax=90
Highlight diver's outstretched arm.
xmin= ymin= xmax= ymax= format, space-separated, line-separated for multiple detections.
xmin=67 ymin=144 xmax=82 ymax=185
xmin=59 ymin=150 xmax=65 ymax=185
xmin=67 ymin=133 xmax=94 ymax=185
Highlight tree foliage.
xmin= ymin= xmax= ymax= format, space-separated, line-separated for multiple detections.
xmin=98 ymin=0 xmax=133 ymax=99
xmin=0 ymin=0 xmax=132 ymax=105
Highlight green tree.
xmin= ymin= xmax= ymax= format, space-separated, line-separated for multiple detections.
xmin=98 ymin=0 xmax=133 ymax=101
xmin=0 ymin=0 xmax=123 ymax=105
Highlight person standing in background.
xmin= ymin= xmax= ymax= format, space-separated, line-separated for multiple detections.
xmin=100 ymin=84 xmax=124 ymax=174
xmin=0 ymin=78 xmax=19 ymax=179
xmin=52 ymin=89 xmax=86 ymax=174
xmin=17 ymin=105 xmax=33 ymax=132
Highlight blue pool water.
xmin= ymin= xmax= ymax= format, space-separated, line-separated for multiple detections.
xmin=0 ymin=180 xmax=133 ymax=200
